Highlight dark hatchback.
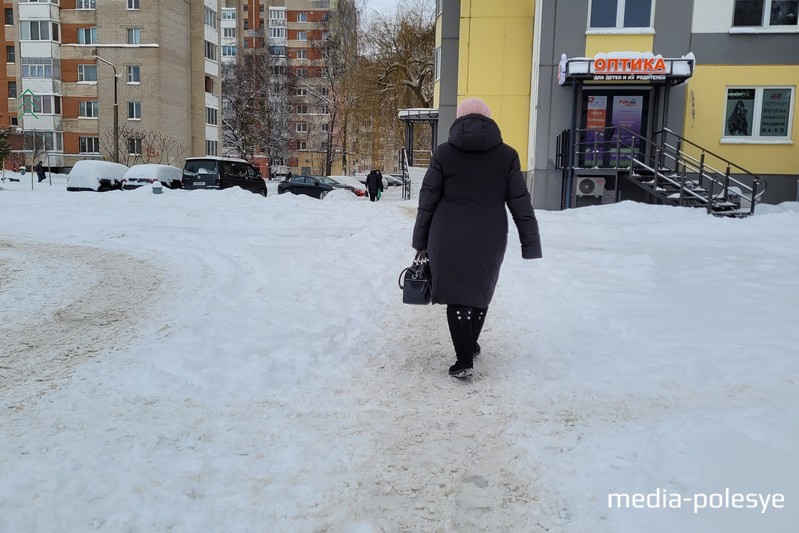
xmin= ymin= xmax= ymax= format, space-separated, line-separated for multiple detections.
xmin=277 ymin=175 xmax=355 ymax=199
xmin=182 ymin=157 xmax=267 ymax=196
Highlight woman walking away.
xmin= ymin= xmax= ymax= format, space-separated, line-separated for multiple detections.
xmin=412 ymin=97 xmax=542 ymax=379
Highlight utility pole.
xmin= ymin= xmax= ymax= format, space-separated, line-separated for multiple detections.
xmin=93 ymin=54 xmax=119 ymax=163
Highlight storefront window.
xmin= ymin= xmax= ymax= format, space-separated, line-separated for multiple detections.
xmin=589 ymin=0 xmax=653 ymax=29
xmin=724 ymin=87 xmax=794 ymax=140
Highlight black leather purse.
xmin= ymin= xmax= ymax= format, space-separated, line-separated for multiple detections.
xmin=398 ymin=253 xmax=432 ymax=305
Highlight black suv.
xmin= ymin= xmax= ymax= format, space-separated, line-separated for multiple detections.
xmin=277 ymin=175 xmax=355 ymax=199
xmin=182 ymin=157 xmax=267 ymax=196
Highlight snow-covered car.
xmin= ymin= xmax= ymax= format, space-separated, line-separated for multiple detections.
xmin=327 ymin=175 xmax=367 ymax=198
xmin=122 ymin=164 xmax=183 ymax=190
xmin=66 ymin=160 xmax=130 ymax=192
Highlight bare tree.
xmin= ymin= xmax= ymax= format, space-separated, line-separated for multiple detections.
xmin=352 ymin=0 xmax=435 ymax=171
xmin=101 ymin=124 xmax=188 ymax=167
xmin=222 ymin=41 xmax=295 ymax=172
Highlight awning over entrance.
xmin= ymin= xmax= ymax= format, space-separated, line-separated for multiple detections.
xmin=398 ymin=108 xmax=439 ymax=167
xmin=558 ymin=52 xmax=695 ymax=86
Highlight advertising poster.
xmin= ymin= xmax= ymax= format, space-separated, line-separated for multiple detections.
xmin=609 ymin=96 xmax=644 ymax=167
xmin=759 ymin=88 xmax=792 ymax=137
xmin=725 ymin=88 xmax=755 ymax=136
xmin=584 ymin=95 xmax=608 ymax=167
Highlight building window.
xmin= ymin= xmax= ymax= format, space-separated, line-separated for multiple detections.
xmin=297 ymin=140 xmax=307 ymax=150
xmin=204 ymin=6 xmax=218 ymax=29
xmin=297 ymin=12 xmax=307 ymax=22
xmin=270 ymin=45 xmax=286 ymax=56
xmin=222 ymin=9 xmax=236 ymax=20
xmin=20 ymin=20 xmax=52 ymax=41
xmin=127 ymin=0 xmax=140 ymax=10
xmin=321 ymin=104 xmax=329 ymax=114
xmin=77 ymin=27 xmax=97 ymax=44
xmin=8 ymin=81 xmax=16 ymax=99
xmin=127 ymin=28 xmax=141 ymax=45
xmin=127 ymin=101 xmax=142 ymax=120
xmin=733 ymin=0 xmax=798 ymax=27
xmin=297 ymin=31 xmax=307 ymax=41
xmin=222 ymin=45 xmax=237 ymax=57
xmin=205 ymin=140 xmax=218 ymax=156
xmin=296 ymin=104 xmax=308 ymax=114
xmin=204 ymin=40 xmax=218 ymax=61
xmin=296 ymin=88 xmax=307 ymax=96
xmin=296 ymin=123 xmax=307 ymax=132
xmin=724 ymin=87 xmax=794 ymax=140
xmin=5 ymin=8 xmax=13 ymax=25
xmin=78 ymin=64 xmax=97 ymax=82
xmin=321 ymin=123 xmax=329 ymax=133
xmin=126 ymin=65 xmax=140 ymax=83
xmin=79 ymin=136 xmax=100 ymax=154
xmin=22 ymin=57 xmax=59 ymax=78
xmin=270 ymin=27 xmax=286 ymax=39
xmin=127 ymin=137 xmax=142 ymax=155
xmin=30 ymin=95 xmax=61 ymax=115
xmin=205 ymin=107 xmax=218 ymax=125
xmin=223 ymin=27 xmax=235 ymax=38
xmin=6 ymin=45 xmax=14 ymax=63
xmin=269 ymin=8 xmax=286 ymax=20
xmin=79 ymin=100 xmax=99 ymax=118
xmin=320 ymin=87 xmax=329 ymax=97
xmin=297 ymin=49 xmax=307 ymax=59
xmin=589 ymin=0 xmax=653 ymax=29
xmin=77 ymin=0 xmax=96 ymax=9
xmin=297 ymin=68 xmax=307 ymax=78
xmin=322 ymin=31 xmax=329 ymax=41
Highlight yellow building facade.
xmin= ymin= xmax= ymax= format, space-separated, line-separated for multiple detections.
xmin=434 ymin=0 xmax=798 ymax=209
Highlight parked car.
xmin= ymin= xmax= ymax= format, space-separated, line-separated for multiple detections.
xmin=385 ymin=175 xmax=404 ymax=187
xmin=66 ymin=160 xmax=130 ymax=192
xmin=181 ymin=156 xmax=267 ymax=196
xmin=327 ymin=175 xmax=367 ymax=198
xmin=277 ymin=175 xmax=356 ymax=199
xmin=122 ymin=164 xmax=183 ymax=190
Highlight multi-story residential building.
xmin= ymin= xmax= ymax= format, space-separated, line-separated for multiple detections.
xmin=224 ymin=0 xmax=339 ymax=177
xmin=433 ymin=0 xmax=798 ymax=209
xmin=11 ymin=0 xmax=222 ymax=172
xmin=2 ymin=1 xmax=18 ymax=131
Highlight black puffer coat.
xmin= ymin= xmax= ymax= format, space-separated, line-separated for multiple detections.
xmin=412 ymin=113 xmax=542 ymax=308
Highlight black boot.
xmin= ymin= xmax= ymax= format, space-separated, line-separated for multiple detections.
xmin=472 ymin=307 xmax=488 ymax=357
xmin=446 ymin=305 xmax=475 ymax=378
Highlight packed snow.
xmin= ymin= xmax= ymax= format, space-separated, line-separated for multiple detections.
xmin=1 ymin=169 xmax=797 ymax=532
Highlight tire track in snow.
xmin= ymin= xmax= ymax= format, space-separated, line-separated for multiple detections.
xmin=0 ymin=239 xmax=169 ymax=409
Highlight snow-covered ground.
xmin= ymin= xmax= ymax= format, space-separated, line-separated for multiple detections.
xmin=1 ymin=170 xmax=797 ymax=532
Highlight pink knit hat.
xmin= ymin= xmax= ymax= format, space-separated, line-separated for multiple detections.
xmin=456 ymin=97 xmax=491 ymax=118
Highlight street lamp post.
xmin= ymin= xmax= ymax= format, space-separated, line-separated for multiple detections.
xmin=92 ymin=54 xmax=119 ymax=163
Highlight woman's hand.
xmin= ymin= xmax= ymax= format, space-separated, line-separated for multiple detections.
xmin=414 ymin=249 xmax=428 ymax=263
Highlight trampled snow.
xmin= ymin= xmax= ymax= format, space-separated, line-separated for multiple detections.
xmin=1 ymin=171 xmax=797 ymax=532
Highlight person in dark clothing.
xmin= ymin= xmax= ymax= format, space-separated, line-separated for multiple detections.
xmin=365 ymin=169 xmax=384 ymax=201
xmin=35 ymin=161 xmax=46 ymax=183
xmin=412 ymin=97 xmax=543 ymax=379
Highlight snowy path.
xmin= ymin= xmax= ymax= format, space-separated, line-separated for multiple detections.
xmin=0 ymin=239 xmax=169 ymax=409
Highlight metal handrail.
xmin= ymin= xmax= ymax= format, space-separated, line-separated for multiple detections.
xmin=571 ymin=125 xmax=766 ymax=215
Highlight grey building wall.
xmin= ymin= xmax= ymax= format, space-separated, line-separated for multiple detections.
xmin=436 ymin=0 xmax=460 ymax=145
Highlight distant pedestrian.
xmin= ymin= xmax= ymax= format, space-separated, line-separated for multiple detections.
xmin=365 ymin=169 xmax=383 ymax=202
xmin=286 ymin=170 xmax=293 ymax=182
xmin=412 ymin=97 xmax=543 ymax=379
xmin=35 ymin=161 xmax=46 ymax=183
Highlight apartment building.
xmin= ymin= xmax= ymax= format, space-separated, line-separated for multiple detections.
xmin=434 ymin=0 xmax=798 ymax=208
xmin=223 ymin=0 xmax=339 ymax=176
xmin=11 ymin=0 xmax=222 ymax=172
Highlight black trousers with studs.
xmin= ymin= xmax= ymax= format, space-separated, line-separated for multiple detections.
xmin=446 ymin=305 xmax=488 ymax=367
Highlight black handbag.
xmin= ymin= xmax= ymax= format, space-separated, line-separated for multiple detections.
xmin=398 ymin=255 xmax=432 ymax=305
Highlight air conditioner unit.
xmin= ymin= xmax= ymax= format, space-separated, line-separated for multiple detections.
xmin=575 ymin=176 xmax=605 ymax=197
